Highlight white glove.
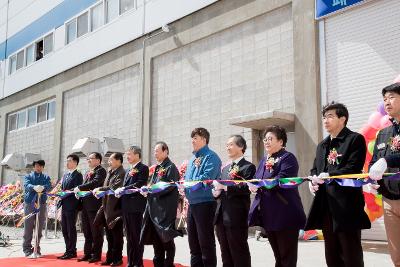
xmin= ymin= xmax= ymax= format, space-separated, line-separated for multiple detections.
xmin=248 ymin=183 xmax=258 ymax=194
xmin=212 ymin=189 xmax=221 ymax=198
xmin=308 ymin=181 xmax=319 ymax=195
xmin=213 ymin=180 xmax=227 ymax=191
xmin=178 ymin=184 xmax=185 ymax=196
xmin=92 ymin=187 xmax=101 ymax=199
xmin=33 ymin=185 xmax=44 ymax=193
xmin=140 ymin=191 xmax=148 ymax=197
xmin=309 ymin=175 xmax=324 ymax=185
xmin=114 ymin=187 xmax=125 ymax=198
xmin=366 ymin=183 xmax=380 ymax=194
xmin=369 ymin=158 xmax=387 ymax=181
xmin=73 ymin=187 xmax=80 ymax=194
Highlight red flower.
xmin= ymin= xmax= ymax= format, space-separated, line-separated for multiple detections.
xmin=327 ymin=148 xmax=342 ymax=165
xmin=157 ymin=167 xmax=166 ymax=178
xmin=129 ymin=168 xmax=139 ymax=177
xmin=389 ymin=135 xmax=400 ymax=152
xmin=265 ymin=157 xmax=278 ymax=171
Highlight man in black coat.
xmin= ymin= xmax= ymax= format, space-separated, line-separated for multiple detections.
xmin=368 ymin=83 xmax=400 ymax=266
xmin=115 ymin=146 xmax=149 ymax=267
xmin=74 ymin=152 xmax=106 ymax=263
xmin=305 ymin=102 xmax=370 ymax=267
xmin=93 ymin=152 xmax=126 ymax=266
xmin=140 ymin=141 xmax=183 ymax=267
xmin=57 ymin=154 xmax=83 ymax=260
xmin=213 ymin=135 xmax=255 ymax=267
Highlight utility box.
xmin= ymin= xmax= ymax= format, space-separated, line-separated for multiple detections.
xmin=1 ymin=153 xmax=25 ymax=171
xmin=71 ymin=137 xmax=102 ymax=158
xmin=102 ymin=137 xmax=125 ymax=158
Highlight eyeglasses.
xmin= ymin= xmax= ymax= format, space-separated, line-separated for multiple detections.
xmin=322 ymin=114 xmax=337 ymax=120
xmin=262 ymin=137 xmax=275 ymax=143
xmin=86 ymin=157 xmax=96 ymax=161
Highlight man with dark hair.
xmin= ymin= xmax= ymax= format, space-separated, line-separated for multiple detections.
xmin=115 ymin=146 xmax=149 ymax=267
xmin=368 ymin=82 xmax=400 ymax=266
xmin=213 ymin=135 xmax=255 ymax=267
xmin=74 ymin=152 xmax=106 ymax=263
xmin=140 ymin=142 xmax=182 ymax=267
xmin=305 ymin=101 xmax=370 ymax=267
xmin=93 ymin=152 xmax=125 ymax=266
xmin=58 ymin=154 xmax=83 ymax=260
xmin=22 ymin=160 xmax=51 ymax=257
xmin=184 ymin=127 xmax=221 ymax=267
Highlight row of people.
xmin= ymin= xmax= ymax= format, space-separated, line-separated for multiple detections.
xmin=22 ymin=83 xmax=400 ymax=267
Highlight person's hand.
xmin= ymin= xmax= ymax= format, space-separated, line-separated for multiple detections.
xmin=318 ymin=172 xmax=329 ymax=180
xmin=213 ymin=180 xmax=227 ymax=191
xmin=366 ymin=183 xmax=380 ymax=194
xmin=248 ymin=183 xmax=258 ymax=194
xmin=92 ymin=188 xmax=101 ymax=199
xmin=73 ymin=187 xmax=80 ymax=194
xmin=178 ymin=184 xmax=185 ymax=196
xmin=140 ymin=186 xmax=149 ymax=197
xmin=114 ymin=187 xmax=125 ymax=198
xmin=33 ymin=185 xmax=44 ymax=193
xmin=308 ymin=181 xmax=319 ymax=195
xmin=369 ymin=158 xmax=387 ymax=181
xmin=212 ymin=189 xmax=221 ymax=198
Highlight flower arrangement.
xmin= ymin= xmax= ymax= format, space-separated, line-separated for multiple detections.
xmin=327 ymin=148 xmax=342 ymax=165
xmin=389 ymin=135 xmax=400 ymax=152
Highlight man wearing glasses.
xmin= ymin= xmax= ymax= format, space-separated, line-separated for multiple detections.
xmin=74 ymin=152 xmax=107 ymax=263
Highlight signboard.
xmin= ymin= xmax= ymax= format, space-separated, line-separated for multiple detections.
xmin=316 ymin=0 xmax=366 ymax=19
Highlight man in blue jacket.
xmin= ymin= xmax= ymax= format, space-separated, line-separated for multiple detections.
xmin=22 ymin=159 xmax=51 ymax=257
xmin=184 ymin=128 xmax=221 ymax=267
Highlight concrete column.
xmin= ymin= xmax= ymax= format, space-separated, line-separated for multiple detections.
xmin=292 ymin=0 xmax=321 ymax=213
xmin=0 ymin=111 xmax=6 ymax=185
xmin=50 ymin=90 xmax=63 ymax=181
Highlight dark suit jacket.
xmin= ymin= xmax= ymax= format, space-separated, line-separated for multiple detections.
xmin=121 ymin=162 xmax=149 ymax=214
xmin=305 ymin=127 xmax=371 ymax=232
xmin=214 ymin=158 xmax=255 ymax=227
xmin=141 ymin=157 xmax=182 ymax=244
xmin=97 ymin=165 xmax=125 ymax=226
xmin=60 ymin=170 xmax=83 ymax=211
xmin=248 ymin=149 xmax=306 ymax=231
xmin=78 ymin=165 xmax=107 ymax=211
xmin=369 ymin=124 xmax=400 ymax=200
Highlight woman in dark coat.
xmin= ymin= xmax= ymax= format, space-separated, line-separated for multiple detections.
xmin=140 ymin=141 xmax=183 ymax=267
xmin=248 ymin=125 xmax=306 ymax=267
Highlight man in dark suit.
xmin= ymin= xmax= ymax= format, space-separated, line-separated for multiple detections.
xmin=93 ymin=152 xmax=125 ymax=266
xmin=115 ymin=146 xmax=148 ymax=267
xmin=213 ymin=135 xmax=256 ymax=267
xmin=368 ymin=83 xmax=400 ymax=266
xmin=57 ymin=154 xmax=83 ymax=260
xmin=305 ymin=102 xmax=370 ymax=267
xmin=140 ymin=141 xmax=183 ymax=267
xmin=74 ymin=152 xmax=106 ymax=263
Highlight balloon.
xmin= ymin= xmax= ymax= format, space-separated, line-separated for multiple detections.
xmin=380 ymin=115 xmax=392 ymax=128
xmin=368 ymin=112 xmax=383 ymax=129
xmin=360 ymin=125 xmax=378 ymax=140
xmin=375 ymin=197 xmax=382 ymax=207
xmin=377 ymin=102 xmax=387 ymax=116
xmin=368 ymin=140 xmax=375 ymax=155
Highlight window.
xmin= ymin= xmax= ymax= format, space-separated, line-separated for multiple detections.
xmin=120 ymin=0 xmax=135 ymax=14
xmin=43 ymin=33 xmax=53 ymax=56
xmin=106 ymin=0 xmax=119 ymax=23
xmin=91 ymin=2 xmax=104 ymax=31
xmin=66 ymin=19 xmax=77 ymax=44
xmin=77 ymin=12 xmax=89 ymax=37
xmin=37 ymin=103 xmax=47 ymax=123
xmin=26 ymin=44 xmax=34 ymax=66
xmin=16 ymin=50 xmax=24 ymax=70
xmin=17 ymin=111 xmax=27 ymax=129
xmin=9 ymin=55 xmax=16 ymax=74
xmin=35 ymin=40 xmax=43 ymax=61
xmin=8 ymin=114 xmax=17 ymax=131
xmin=47 ymin=101 xmax=56 ymax=120
xmin=27 ymin=107 xmax=37 ymax=126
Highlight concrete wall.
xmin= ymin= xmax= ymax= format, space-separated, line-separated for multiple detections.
xmin=0 ymin=0 xmax=320 ymax=213
xmin=150 ymin=4 xmax=294 ymax=165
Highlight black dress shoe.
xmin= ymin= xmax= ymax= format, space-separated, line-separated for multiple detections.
xmin=57 ymin=253 xmax=68 ymax=259
xmin=88 ymin=257 xmax=102 ymax=263
xmin=100 ymin=259 xmax=113 ymax=265
xmin=61 ymin=253 xmax=77 ymax=259
xmin=77 ymin=255 xmax=91 ymax=262
xmin=110 ymin=260 xmax=123 ymax=266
